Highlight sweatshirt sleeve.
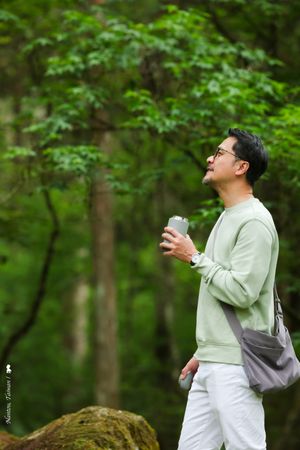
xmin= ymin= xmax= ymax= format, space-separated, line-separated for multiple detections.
xmin=192 ymin=219 xmax=273 ymax=309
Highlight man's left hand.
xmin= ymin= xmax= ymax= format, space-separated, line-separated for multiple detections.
xmin=160 ymin=227 xmax=198 ymax=263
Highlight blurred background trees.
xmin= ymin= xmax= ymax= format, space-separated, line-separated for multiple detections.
xmin=0 ymin=1 xmax=300 ymax=448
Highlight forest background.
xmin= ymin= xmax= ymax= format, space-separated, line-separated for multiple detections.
xmin=0 ymin=0 xmax=300 ymax=449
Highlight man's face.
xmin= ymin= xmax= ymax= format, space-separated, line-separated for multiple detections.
xmin=202 ymin=136 xmax=240 ymax=187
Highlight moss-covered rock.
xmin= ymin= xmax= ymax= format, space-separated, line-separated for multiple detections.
xmin=0 ymin=431 xmax=20 ymax=449
xmin=3 ymin=406 xmax=160 ymax=450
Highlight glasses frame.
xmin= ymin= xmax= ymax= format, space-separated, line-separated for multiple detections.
xmin=213 ymin=146 xmax=240 ymax=160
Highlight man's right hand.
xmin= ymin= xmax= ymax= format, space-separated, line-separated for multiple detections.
xmin=179 ymin=357 xmax=199 ymax=380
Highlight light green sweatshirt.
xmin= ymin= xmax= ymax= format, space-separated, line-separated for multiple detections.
xmin=192 ymin=197 xmax=279 ymax=365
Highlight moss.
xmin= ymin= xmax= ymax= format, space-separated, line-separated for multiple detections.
xmin=3 ymin=406 xmax=159 ymax=450
xmin=71 ymin=438 xmax=99 ymax=449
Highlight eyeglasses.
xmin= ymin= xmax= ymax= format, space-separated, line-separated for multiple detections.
xmin=213 ymin=147 xmax=240 ymax=160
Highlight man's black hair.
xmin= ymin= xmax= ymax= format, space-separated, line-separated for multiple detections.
xmin=228 ymin=128 xmax=268 ymax=186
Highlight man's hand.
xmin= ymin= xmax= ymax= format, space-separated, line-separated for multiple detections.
xmin=160 ymin=226 xmax=198 ymax=263
xmin=179 ymin=357 xmax=199 ymax=380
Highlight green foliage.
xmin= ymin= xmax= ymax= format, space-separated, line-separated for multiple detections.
xmin=44 ymin=146 xmax=103 ymax=175
xmin=3 ymin=146 xmax=36 ymax=159
xmin=268 ymin=103 xmax=300 ymax=175
xmin=189 ymin=198 xmax=223 ymax=230
xmin=122 ymin=7 xmax=284 ymax=136
xmin=15 ymin=4 xmax=285 ymax=152
xmin=292 ymin=332 xmax=300 ymax=357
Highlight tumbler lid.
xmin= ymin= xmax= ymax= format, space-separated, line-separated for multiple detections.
xmin=172 ymin=215 xmax=189 ymax=223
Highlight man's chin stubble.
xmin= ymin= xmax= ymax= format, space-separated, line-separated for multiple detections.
xmin=202 ymin=176 xmax=211 ymax=186
xmin=202 ymin=176 xmax=217 ymax=190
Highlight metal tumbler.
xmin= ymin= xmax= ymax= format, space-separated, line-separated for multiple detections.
xmin=163 ymin=215 xmax=189 ymax=248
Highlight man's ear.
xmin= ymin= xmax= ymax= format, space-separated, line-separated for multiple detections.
xmin=235 ymin=160 xmax=249 ymax=176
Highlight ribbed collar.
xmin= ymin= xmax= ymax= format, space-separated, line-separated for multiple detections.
xmin=224 ymin=197 xmax=259 ymax=214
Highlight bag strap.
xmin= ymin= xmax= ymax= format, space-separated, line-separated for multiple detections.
xmin=220 ymin=285 xmax=282 ymax=341
xmin=273 ymin=284 xmax=283 ymax=318
xmin=221 ymin=303 xmax=243 ymax=343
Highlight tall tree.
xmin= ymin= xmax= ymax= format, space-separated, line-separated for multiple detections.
xmin=90 ymin=125 xmax=119 ymax=407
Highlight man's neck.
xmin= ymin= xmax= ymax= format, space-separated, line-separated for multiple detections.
xmin=217 ymin=185 xmax=254 ymax=209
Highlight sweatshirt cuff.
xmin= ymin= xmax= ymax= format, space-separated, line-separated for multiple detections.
xmin=190 ymin=252 xmax=220 ymax=285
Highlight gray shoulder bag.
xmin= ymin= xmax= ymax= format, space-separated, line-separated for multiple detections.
xmin=220 ymin=288 xmax=300 ymax=394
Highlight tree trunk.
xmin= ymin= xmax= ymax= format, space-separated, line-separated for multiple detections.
xmin=90 ymin=126 xmax=119 ymax=408
xmin=155 ymin=256 xmax=180 ymax=383
xmin=64 ymin=274 xmax=89 ymax=366
xmin=154 ymin=178 xmax=180 ymax=385
xmin=62 ymin=273 xmax=90 ymax=411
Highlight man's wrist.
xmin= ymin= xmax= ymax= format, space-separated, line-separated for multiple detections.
xmin=190 ymin=251 xmax=202 ymax=267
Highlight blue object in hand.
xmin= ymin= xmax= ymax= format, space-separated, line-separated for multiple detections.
xmin=178 ymin=371 xmax=194 ymax=390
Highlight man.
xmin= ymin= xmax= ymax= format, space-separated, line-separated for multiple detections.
xmin=160 ymin=128 xmax=278 ymax=450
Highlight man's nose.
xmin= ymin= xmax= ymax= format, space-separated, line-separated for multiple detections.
xmin=207 ymin=154 xmax=214 ymax=163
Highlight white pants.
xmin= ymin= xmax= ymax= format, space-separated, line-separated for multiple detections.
xmin=178 ymin=362 xmax=266 ymax=450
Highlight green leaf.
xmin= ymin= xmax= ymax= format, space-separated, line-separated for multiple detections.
xmin=2 ymin=147 xmax=36 ymax=159
xmin=43 ymin=146 xmax=104 ymax=175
